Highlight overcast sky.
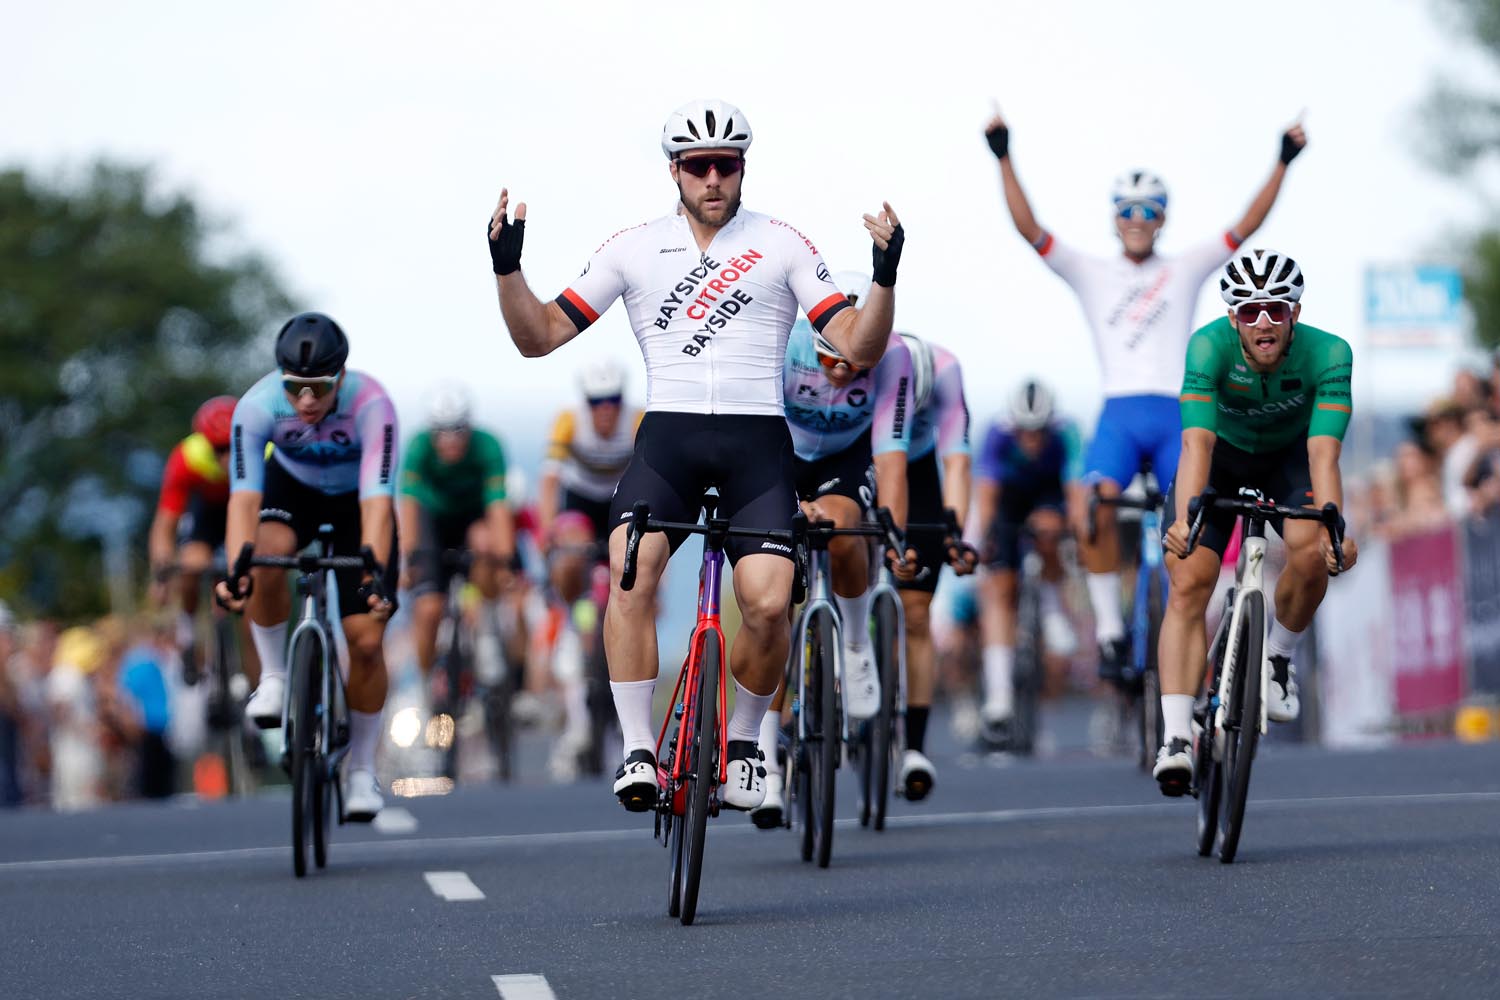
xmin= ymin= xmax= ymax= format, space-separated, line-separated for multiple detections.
xmin=4 ymin=0 xmax=1489 ymax=451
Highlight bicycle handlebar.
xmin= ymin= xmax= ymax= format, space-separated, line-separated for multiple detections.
xmin=227 ymin=542 xmax=382 ymax=593
xmin=1184 ymin=488 xmax=1346 ymax=574
xmin=1087 ymin=484 xmax=1167 ymax=545
xmin=619 ymin=501 xmax=801 ymax=592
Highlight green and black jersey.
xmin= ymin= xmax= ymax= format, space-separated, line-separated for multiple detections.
xmin=1179 ymin=317 xmax=1353 ymax=453
xmin=399 ymin=429 xmax=508 ymax=518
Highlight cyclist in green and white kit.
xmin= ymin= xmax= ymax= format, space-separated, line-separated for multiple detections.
xmin=1154 ymin=249 xmax=1358 ymax=794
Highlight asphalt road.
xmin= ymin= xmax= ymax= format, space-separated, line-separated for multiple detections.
xmin=2 ymin=706 xmax=1498 ymax=1000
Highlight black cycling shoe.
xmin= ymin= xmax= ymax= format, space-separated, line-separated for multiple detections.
xmin=1096 ymin=637 xmax=1131 ymax=686
xmin=612 ymin=749 xmax=658 ymax=812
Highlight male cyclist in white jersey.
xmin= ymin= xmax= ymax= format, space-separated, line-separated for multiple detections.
xmin=983 ymin=109 xmax=1306 ymax=684
xmin=488 ymin=99 xmax=905 ymax=814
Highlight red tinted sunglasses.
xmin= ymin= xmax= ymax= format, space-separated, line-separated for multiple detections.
xmin=676 ymin=155 xmax=743 ymax=179
xmin=1233 ymin=300 xmax=1293 ymax=326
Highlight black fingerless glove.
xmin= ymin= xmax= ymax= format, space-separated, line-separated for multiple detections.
xmin=871 ymin=223 xmax=905 ymax=288
xmin=985 ymin=123 xmax=1009 ymax=160
xmin=487 ymin=216 xmax=525 ymax=275
xmin=1279 ymin=131 xmax=1303 ymax=166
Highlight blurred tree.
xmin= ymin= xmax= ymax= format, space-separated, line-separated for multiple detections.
xmin=0 ymin=163 xmax=294 ymax=618
xmin=1423 ymin=0 xmax=1500 ymax=347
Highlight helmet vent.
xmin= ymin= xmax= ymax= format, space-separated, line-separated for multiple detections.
xmin=686 ymin=121 xmax=701 ymax=140
xmin=705 ymin=110 xmax=717 ymax=136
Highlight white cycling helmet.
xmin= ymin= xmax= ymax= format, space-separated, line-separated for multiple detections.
xmin=661 ymin=99 xmax=753 ymax=159
xmin=898 ymin=333 xmax=936 ymax=411
xmin=1219 ymin=248 xmax=1305 ymax=304
xmin=426 ymin=382 xmax=472 ymax=430
xmin=1009 ymin=378 xmax=1055 ymax=431
xmin=578 ymin=358 xmax=626 ymax=400
xmin=832 ymin=270 xmax=871 ymax=307
xmin=1111 ymin=169 xmax=1168 ymax=214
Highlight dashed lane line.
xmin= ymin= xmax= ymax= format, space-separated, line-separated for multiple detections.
xmin=493 ymin=973 xmax=557 ymax=999
xmin=3 ymin=789 xmax=1497 ymax=875
xmin=424 ymin=871 xmax=485 ymax=901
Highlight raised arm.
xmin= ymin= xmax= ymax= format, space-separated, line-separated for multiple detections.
xmin=984 ymin=113 xmax=1045 ymax=248
xmin=488 ymin=189 xmax=586 ymax=358
xmin=1229 ymin=124 xmax=1306 ymax=243
xmin=817 ymin=202 xmax=905 ymax=370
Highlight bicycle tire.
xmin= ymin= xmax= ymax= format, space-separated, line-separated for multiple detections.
xmin=680 ymin=637 xmax=720 ymax=925
xmin=811 ymin=610 xmax=837 ymax=868
xmin=794 ymin=615 xmax=815 ymax=863
xmin=313 ymin=646 xmax=333 ymax=870
xmin=871 ymin=594 xmax=900 ymax=831
xmin=289 ymin=634 xmax=320 ymax=878
xmin=1195 ymin=590 xmax=1234 ymax=857
xmin=1138 ymin=572 xmax=1166 ymax=772
xmin=1011 ymin=581 xmax=1042 ymax=756
xmin=1218 ymin=591 xmax=1263 ymax=864
xmin=486 ymin=674 xmax=516 ymax=784
xmin=438 ymin=630 xmax=464 ymax=782
xmin=855 ymin=720 xmax=872 ymax=829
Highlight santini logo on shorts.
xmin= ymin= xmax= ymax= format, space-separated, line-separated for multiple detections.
xmin=761 ymin=541 xmax=792 ymax=554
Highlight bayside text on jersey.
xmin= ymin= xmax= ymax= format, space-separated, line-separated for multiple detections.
xmin=230 ymin=370 xmax=399 ymax=498
xmin=554 ymin=210 xmax=850 ymax=417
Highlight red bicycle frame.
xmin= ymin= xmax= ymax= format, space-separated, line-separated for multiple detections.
xmin=654 ymin=547 xmax=730 ymax=814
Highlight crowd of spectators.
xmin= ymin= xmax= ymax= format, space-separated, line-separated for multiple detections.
xmin=1350 ymin=351 xmax=1500 ymax=541
xmin=0 ymin=605 xmax=180 ymax=810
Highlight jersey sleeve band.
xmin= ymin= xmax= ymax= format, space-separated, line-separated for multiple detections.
xmin=806 ymin=293 xmax=851 ymax=332
xmin=557 ymin=289 xmax=600 ymax=332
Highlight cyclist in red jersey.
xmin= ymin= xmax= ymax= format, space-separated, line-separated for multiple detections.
xmin=148 ymin=396 xmax=259 ymax=683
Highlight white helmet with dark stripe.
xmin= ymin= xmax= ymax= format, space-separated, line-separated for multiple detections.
xmin=662 ymin=100 xmax=753 ymax=159
xmin=1219 ymin=248 xmax=1305 ymax=304
xmin=1110 ymin=169 xmax=1168 ymax=212
xmin=1009 ymin=378 xmax=1055 ymax=431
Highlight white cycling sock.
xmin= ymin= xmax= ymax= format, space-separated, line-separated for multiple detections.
xmin=610 ymin=678 xmax=657 ymax=758
xmin=1039 ymin=580 xmax=1065 ymax=618
xmin=250 ymin=621 xmax=288 ymax=681
xmin=1267 ymin=617 xmax=1303 ymax=660
xmin=982 ymin=645 xmax=1014 ymax=716
xmin=176 ymin=612 xmax=195 ymax=652
xmin=1087 ymin=572 xmax=1126 ymax=643
xmin=349 ymin=709 xmax=382 ymax=774
xmin=759 ymin=709 xmax=783 ymax=777
xmin=729 ymin=679 xmax=774 ymax=744
xmin=835 ymin=589 xmax=873 ymax=650
xmin=1162 ymin=694 xmax=1195 ymax=744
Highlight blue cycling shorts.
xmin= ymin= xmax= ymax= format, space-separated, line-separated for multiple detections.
xmin=1084 ymin=394 xmax=1181 ymax=491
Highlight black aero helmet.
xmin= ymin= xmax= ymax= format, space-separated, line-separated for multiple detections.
xmin=275 ymin=312 xmax=349 ymax=376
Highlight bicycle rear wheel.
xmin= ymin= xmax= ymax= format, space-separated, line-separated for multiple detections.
xmin=438 ymin=633 xmax=464 ymax=782
xmin=1217 ymin=591 xmax=1263 ymax=863
xmin=289 ymin=636 xmax=320 ymax=878
xmin=679 ymin=638 xmax=720 ymax=925
xmin=871 ymin=594 xmax=900 ymax=831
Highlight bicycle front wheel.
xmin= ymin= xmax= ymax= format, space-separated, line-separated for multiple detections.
xmin=1011 ymin=582 xmax=1042 ymax=756
xmin=1217 ymin=591 xmax=1264 ymax=864
xmin=289 ymin=635 xmax=321 ymax=878
xmin=679 ymin=636 xmax=720 ymax=926
xmin=871 ymin=594 xmax=901 ymax=831
xmin=1138 ymin=572 xmax=1166 ymax=772
xmin=810 ymin=610 xmax=837 ymax=868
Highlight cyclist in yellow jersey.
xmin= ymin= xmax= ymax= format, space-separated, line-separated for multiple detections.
xmin=537 ymin=359 xmax=643 ymax=546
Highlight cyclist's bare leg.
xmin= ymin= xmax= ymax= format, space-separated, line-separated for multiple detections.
xmin=177 ymin=540 xmax=213 ymax=617
xmin=411 ymin=592 xmax=445 ymax=676
xmin=342 ymin=613 xmax=390 ymax=779
xmin=978 ymin=567 xmax=1018 ymax=720
xmin=899 ymin=587 xmax=935 ymax=710
xmin=1158 ymin=547 xmax=1220 ymax=748
xmin=728 ymin=553 xmax=792 ymax=754
xmin=605 ymin=522 xmax=669 ymax=759
xmin=244 ymin=522 xmax=297 ymax=702
xmin=1030 ymin=509 xmax=1068 ymax=581
xmin=1075 ymin=479 xmax=1128 ymax=658
xmin=466 ymin=519 xmax=505 ymax=602
xmin=1272 ymin=518 xmax=1328 ymax=633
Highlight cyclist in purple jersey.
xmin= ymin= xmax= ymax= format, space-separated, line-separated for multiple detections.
xmin=888 ymin=334 xmax=977 ymax=800
xmin=488 ymin=99 xmax=906 ymax=815
xmin=983 ymin=107 xmax=1306 ymax=683
xmin=217 ymin=312 xmax=399 ymax=822
xmin=751 ymin=289 xmax=917 ymax=828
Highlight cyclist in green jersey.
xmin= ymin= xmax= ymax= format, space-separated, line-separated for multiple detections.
xmin=399 ymin=385 xmax=518 ymax=691
xmin=1154 ymin=249 xmax=1359 ymax=794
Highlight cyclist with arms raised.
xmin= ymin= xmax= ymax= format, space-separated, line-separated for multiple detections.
xmin=217 ymin=312 xmax=400 ymax=821
xmin=887 ymin=332 xmax=976 ymax=797
xmin=751 ymin=276 xmax=916 ymax=827
xmin=488 ymin=99 xmax=904 ymax=813
xmin=974 ymin=379 xmax=1083 ymax=744
xmin=983 ymin=110 xmax=1307 ymax=683
xmin=1153 ymin=250 xmax=1357 ymax=794
xmin=399 ymin=383 xmax=517 ymax=695
xmin=148 ymin=396 xmax=259 ymax=684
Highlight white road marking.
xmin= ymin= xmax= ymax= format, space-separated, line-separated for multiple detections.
xmin=3 ymin=789 xmax=1497 ymax=875
xmin=372 ymin=807 xmax=418 ymax=835
xmin=424 ymin=870 xmax=485 ymax=901
xmin=493 ymin=973 xmax=557 ymax=1000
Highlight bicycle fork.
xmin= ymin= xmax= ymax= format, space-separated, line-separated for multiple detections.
xmin=1213 ymin=536 xmax=1270 ymax=742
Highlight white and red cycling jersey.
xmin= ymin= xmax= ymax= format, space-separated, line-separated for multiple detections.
xmin=555 ymin=208 xmax=850 ymax=417
xmin=1036 ymin=231 xmax=1241 ymax=399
